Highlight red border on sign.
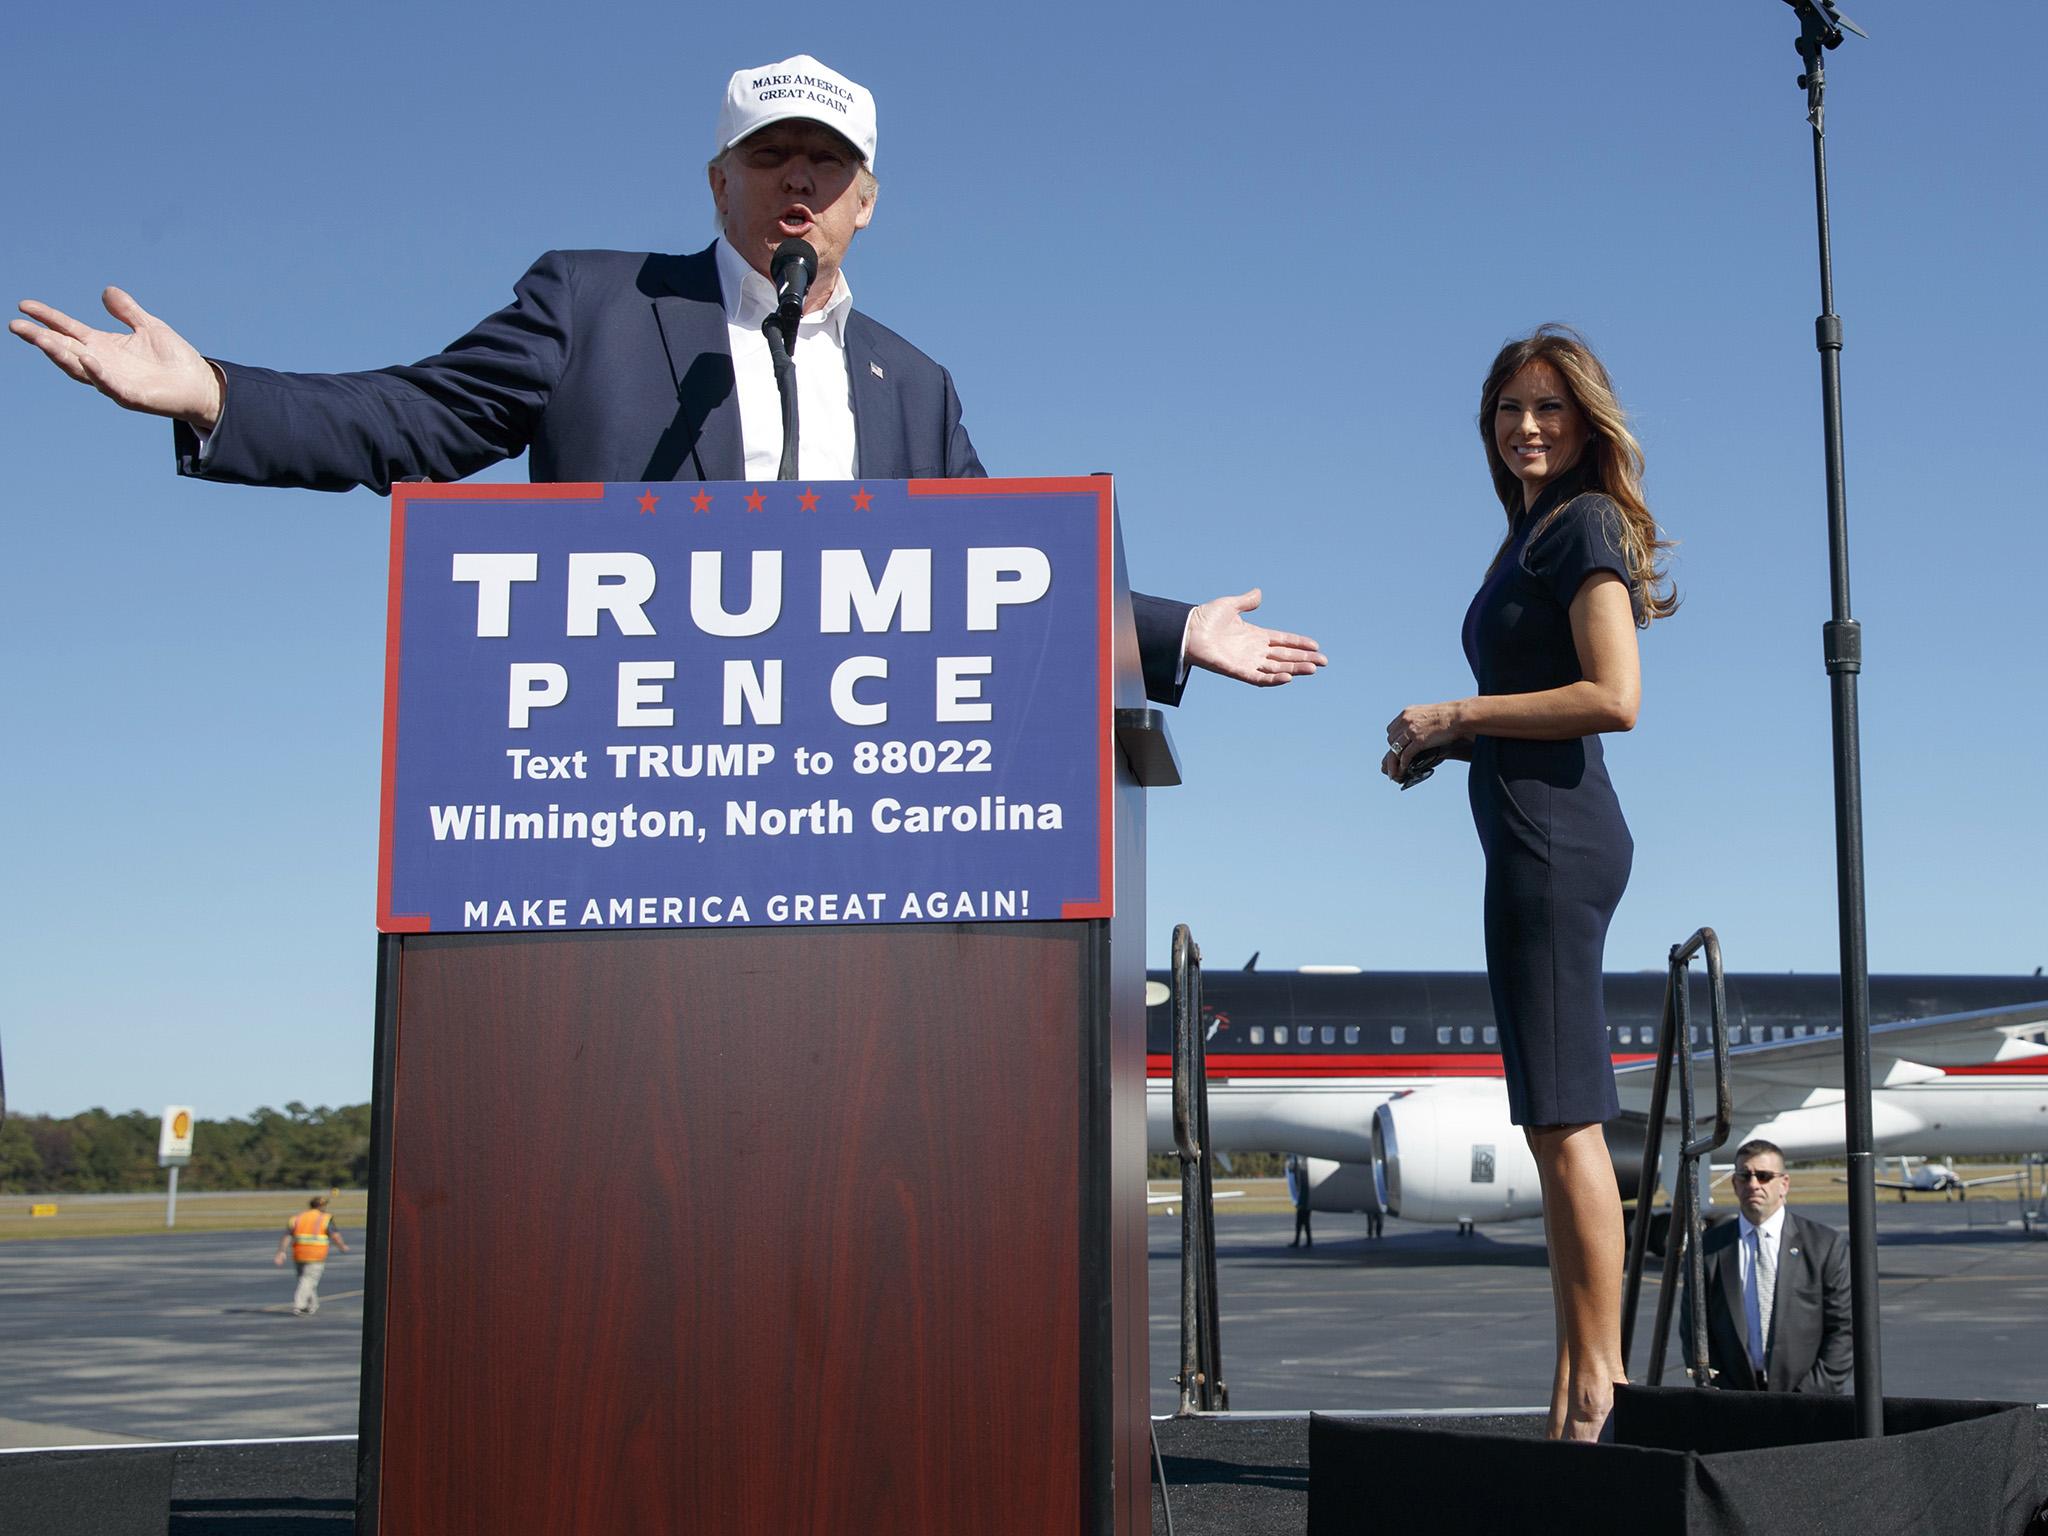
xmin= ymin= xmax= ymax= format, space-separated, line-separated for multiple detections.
xmin=378 ymin=482 xmax=605 ymax=932
xmin=908 ymin=476 xmax=1116 ymax=920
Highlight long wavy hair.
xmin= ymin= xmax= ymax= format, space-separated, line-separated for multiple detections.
xmin=1479 ymin=325 xmax=1677 ymax=624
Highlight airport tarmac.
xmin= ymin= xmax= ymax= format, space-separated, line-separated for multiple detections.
xmin=0 ymin=1198 xmax=2042 ymax=1449
xmin=0 ymin=1231 xmax=367 ymax=1447
xmin=1147 ymin=1199 xmax=2048 ymax=1414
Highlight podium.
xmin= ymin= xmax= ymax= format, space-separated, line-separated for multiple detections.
xmin=356 ymin=479 xmax=1171 ymax=1534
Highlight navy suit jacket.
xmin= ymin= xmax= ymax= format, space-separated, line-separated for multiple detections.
xmin=175 ymin=245 xmax=1189 ymax=704
xmin=1680 ymin=1210 xmax=1853 ymax=1394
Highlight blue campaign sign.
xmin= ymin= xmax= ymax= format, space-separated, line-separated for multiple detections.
xmin=378 ymin=478 xmax=1115 ymax=933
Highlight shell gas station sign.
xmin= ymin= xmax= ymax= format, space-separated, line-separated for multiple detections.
xmin=158 ymin=1105 xmax=194 ymax=1168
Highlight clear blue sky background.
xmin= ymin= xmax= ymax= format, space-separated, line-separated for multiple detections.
xmin=4 ymin=2 xmax=2042 ymax=1118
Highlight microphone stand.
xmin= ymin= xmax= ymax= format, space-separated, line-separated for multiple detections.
xmin=763 ymin=314 xmax=800 ymax=481
xmin=1781 ymin=0 xmax=1882 ymax=1439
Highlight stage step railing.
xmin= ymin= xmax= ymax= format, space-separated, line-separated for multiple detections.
xmin=1170 ymin=924 xmax=1227 ymax=1414
xmin=1619 ymin=928 xmax=1733 ymax=1386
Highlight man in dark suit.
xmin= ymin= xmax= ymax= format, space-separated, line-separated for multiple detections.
xmin=1680 ymin=1138 xmax=1853 ymax=1393
xmin=10 ymin=53 xmax=1324 ymax=710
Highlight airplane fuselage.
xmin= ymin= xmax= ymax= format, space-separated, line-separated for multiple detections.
xmin=1143 ymin=969 xmax=2048 ymax=1220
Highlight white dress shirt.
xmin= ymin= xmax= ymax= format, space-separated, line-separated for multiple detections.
xmin=1737 ymin=1205 xmax=1786 ymax=1371
xmin=714 ymin=238 xmax=859 ymax=482
xmin=717 ymin=240 xmax=1192 ymax=681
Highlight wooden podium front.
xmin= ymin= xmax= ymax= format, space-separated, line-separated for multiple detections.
xmin=359 ymin=479 xmax=1161 ymax=1534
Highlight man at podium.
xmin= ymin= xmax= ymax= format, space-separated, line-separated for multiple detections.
xmin=12 ymin=53 xmax=1325 ymax=711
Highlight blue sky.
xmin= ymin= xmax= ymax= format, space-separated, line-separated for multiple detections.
xmin=4 ymin=1 xmax=2042 ymax=1118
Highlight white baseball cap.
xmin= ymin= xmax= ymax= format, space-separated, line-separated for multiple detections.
xmin=715 ymin=54 xmax=878 ymax=169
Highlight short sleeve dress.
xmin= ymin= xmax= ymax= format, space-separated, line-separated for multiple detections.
xmin=1460 ymin=466 xmax=1639 ymax=1127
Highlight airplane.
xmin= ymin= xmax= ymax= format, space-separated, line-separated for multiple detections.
xmin=1143 ymin=965 xmax=2048 ymax=1230
xmin=1846 ymin=1155 xmax=2032 ymax=1201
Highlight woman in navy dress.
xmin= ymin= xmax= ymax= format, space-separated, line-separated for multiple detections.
xmin=1382 ymin=325 xmax=1676 ymax=1440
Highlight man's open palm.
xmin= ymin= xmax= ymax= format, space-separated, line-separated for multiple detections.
xmin=11 ymin=287 xmax=221 ymax=429
xmin=1184 ymin=588 xmax=1328 ymax=687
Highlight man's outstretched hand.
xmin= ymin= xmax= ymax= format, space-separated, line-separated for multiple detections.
xmin=1184 ymin=588 xmax=1328 ymax=687
xmin=11 ymin=288 xmax=222 ymax=430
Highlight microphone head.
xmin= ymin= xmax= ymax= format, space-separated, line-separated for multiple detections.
xmin=771 ymin=238 xmax=818 ymax=289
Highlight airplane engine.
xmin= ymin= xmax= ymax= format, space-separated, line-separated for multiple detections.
xmin=1371 ymin=1083 xmax=1544 ymax=1225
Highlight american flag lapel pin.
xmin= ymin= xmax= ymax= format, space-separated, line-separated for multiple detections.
xmin=870 ymin=360 xmax=885 ymax=379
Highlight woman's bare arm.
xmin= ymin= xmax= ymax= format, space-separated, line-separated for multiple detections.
xmin=1382 ymin=572 xmax=1638 ymax=781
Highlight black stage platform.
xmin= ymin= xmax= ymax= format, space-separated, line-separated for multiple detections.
xmin=8 ymin=1410 xmax=2039 ymax=1536
xmin=0 ymin=1418 xmax=1490 ymax=1535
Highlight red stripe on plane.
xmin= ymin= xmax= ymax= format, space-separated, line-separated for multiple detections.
xmin=1143 ymin=1052 xmax=1659 ymax=1078
xmin=1143 ymin=1053 xmax=2048 ymax=1080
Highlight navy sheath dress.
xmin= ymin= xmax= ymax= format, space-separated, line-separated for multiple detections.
xmin=1461 ymin=467 xmax=1639 ymax=1127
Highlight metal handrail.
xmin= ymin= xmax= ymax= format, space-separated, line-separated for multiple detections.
xmin=1171 ymin=925 xmax=1227 ymax=1414
xmin=1193 ymin=972 xmax=1225 ymax=1411
xmin=1620 ymin=927 xmax=1732 ymax=1386
xmin=1171 ymin=926 xmax=1200 ymax=1164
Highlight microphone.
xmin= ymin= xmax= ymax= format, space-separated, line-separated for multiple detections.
xmin=763 ymin=238 xmax=815 ymax=480
xmin=770 ymin=238 xmax=817 ymax=350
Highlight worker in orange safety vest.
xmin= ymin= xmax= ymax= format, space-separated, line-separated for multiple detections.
xmin=273 ymin=1195 xmax=351 ymax=1315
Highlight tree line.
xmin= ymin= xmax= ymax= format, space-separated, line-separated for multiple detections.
xmin=1 ymin=1102 xmax=1292 ymax=1194
xmin=0 ymin=1103 xmax=371 ymax=1193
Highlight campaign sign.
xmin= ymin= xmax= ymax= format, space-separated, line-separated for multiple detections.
xmin=378 ymin=478 xmax=1115 ymax=934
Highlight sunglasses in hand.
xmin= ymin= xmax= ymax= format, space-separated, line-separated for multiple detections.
xmin=1398 ymin=746 xmax=1449 ymax=791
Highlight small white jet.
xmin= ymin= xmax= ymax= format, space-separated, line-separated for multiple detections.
xmin=1848 ymin=1156 xmax=2030 ymax=1201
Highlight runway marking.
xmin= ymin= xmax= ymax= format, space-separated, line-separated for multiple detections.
xmin=1154 ymin=1407 xmax=1547 ymax=1420
xmin=0 ymin=1433 xmax=357 ymax=1456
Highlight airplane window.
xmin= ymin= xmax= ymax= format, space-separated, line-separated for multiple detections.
xmin=1795 ymin=1025 xmax=1810 ymax=1037
xmin=1691 ymin=1027 xmax=1701 ymax=1045
xmin=1641 ymin=1025 xmax=1655 ymax=1044
xmin=1459 ymin=1026 xmax=1474 ymax=1044
xmin=1321 ymin=1026 xmax=1336 ymax=1044
xmin=1390 ymin=1026 xmax=1406 ymax=1044
xmin=1344 ymin=1026 xmax=1360 ymax=1044
xmin=1618 ymin=1026 xmax=1633 ymax=1044
xmin=1729 ymin=1026 xmax=1744 ymax=1043
xmin=1773 ymin=1026 xmax=1786 ymax=1041
xmin=1483 ymin=1027 xmax=1497 ymax=1045
xmin=1249 ymin=1026 xmax=1265 ymax=1044
xmin=1274 ymin=1026 xmax=1289 ymax=1044
xmin=1436 ymin=1027 xmax=1452 ymax=1045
